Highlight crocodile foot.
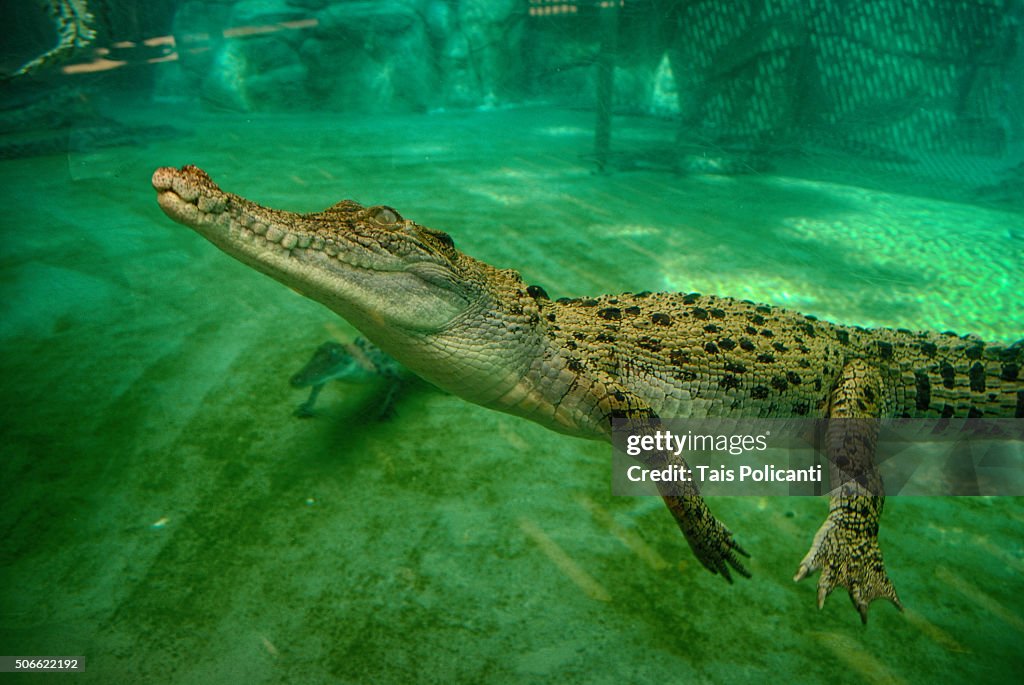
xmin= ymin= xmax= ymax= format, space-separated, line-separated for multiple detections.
xmin=293 ymin=403 xmax=317 ymax=418
xmin=683 ymin=512 xmax=751 ymax=582
xmin=794 ymin=514 xmax=902 ymax=623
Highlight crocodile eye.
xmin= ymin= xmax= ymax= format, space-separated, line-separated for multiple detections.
xmin=369 ymin=206 xmax=401 ymax=225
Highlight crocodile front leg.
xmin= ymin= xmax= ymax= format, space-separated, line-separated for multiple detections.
xmin=663 ymin=493 xmax=751 ymax=582
xmin=295 ymin=383 xmax=326 ymax=417
xmin=794 ymin=359 xmax=902 ymax=623
xmin=606 ymin=383 xmax=750 ymax=582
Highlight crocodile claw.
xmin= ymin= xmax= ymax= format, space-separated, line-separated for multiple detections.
xmin=794 ymin=517 xmax=902 ymax=623
xmin=685 ymin=516 xmax=751 ymax=583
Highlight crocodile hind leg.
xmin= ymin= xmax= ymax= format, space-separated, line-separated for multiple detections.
xmin=794 ymin=359 xmax=902 ymax=623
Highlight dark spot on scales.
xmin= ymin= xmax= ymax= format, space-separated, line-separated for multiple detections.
xmin=527 ymin=285 xmax=549 ymax=299
xmin=638 ymin=337 xmax=661 ymax=352
xmin=1016 ymin=390 xmax=1024 ymax=418
xmin=624 ymin=306 xmax=641 ymax=316
xmin=598 ymin=307 xmax=621 ymax=320
xmin=793 ymin=402 xmax=809 ymax=415
xmin=1002 ymin=363 xmax=1020 ymax=382
xmin=999 ymin=346 xmax=1020 ymax=362
xmin=670 ymin=350 xmax=690 ymax=366
xmin=939 ymin=362 xmax=956 ymax=389
xmin=920 ymin=341 xmax=937 ymax=357
xmin=718 ymin=338 xmax=737 ymax=351
xmin=725 ymin=361 xmax=747 ymax=374
xmin=704 ymin=324 xmax=720 ymax=333
xmin=596 ymin=333 xmax=615 ymax=343
xmin=965 ymin=344 xmax=984 ymax=360
xmin=877 ymin=341 xmax=893 ymax=359
xmin=581 ymin=299 xmax=599 ymax=307
xmin=756 ymin=353 xmax=775 ymax=364
xmin=786 ymin=371 xmax=802 ymax=385
xmin=836 ymin=330 xmax=850 ymax=345
xmin=693 ymin=308 xmax=709 ymax=320
xmin=968 ymin=407 xmax=984 ymax=418
xmin=652 ymin=313 xmax=672 ymax=326
xmin=739 ymin=339 xmax=756 ymax=351
xmin=751 ymin=386 xmax=770 ymax=399
xmin=719 ymin=375 xmax=740 ymax=390
xmin=710 ymin=309 xmax=726 ymax=319
xmin=969 ymin=362 xmax=986 ymax=392
xmin=941 ymin=404 xmax=955 ymax=418
xmin=704 ymin=342 xmax=719 ymax=354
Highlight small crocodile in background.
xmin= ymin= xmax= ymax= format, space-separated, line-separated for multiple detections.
xmin=153 ymin=165 xmax=1023 ymax=623
xmin=290 ymin=338 xmax=406 ymax=418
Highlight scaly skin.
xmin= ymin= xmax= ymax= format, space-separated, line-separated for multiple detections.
xmin=153 ymin=165 xmax=1024 ymax=622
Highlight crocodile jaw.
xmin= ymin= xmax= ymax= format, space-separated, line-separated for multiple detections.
xmin=152 ymin=165 xmax=470 ymax=339
xmin=152 ymin=165 xmax=539 ymax=405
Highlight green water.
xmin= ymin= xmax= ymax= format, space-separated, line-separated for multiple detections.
xmin=2 ymin=1 xmax=1023 ymax=683
xmin=0 ymin=0 xmax=1019 ymax=675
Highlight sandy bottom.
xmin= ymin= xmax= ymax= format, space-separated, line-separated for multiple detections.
xmin=0 ymin=103 xmax=1021 ymax=684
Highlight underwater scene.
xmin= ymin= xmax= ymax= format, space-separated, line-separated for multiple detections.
xmin=1 ymin=1 xmax=1022 ymax=683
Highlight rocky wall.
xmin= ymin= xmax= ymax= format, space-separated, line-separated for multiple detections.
xmin=153 ymin=0 xmax=1022 ymax=157
xmin=156 ymin=0 xmax=526 ymax=112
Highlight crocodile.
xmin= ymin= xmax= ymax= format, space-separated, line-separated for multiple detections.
xmin=291 ymin=338 xmax=406 ymax=417
xmin=153 ymin=164 xmax=1023 ymax=623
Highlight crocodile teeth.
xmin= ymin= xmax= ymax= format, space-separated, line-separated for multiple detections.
xmin=266 ymin=226 xmax=284 ymax=243
xmin=296 ymin=235 xmax=311 ymax=248
xmin=324 ymin=240 xmax=338 ymax=256
xmin=311 ymin=236 xmax=325 ymax=250
xmin=240 ymin=228 xmax=255 ymax=242
xmin=252 ymin=222 xmax=268 ymax=236
xmin=281 ymin=233 xmax=298 ymax=249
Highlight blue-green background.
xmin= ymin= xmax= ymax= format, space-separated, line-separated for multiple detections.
xmin=1 ymin=1 xmax=1021 ymax=683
